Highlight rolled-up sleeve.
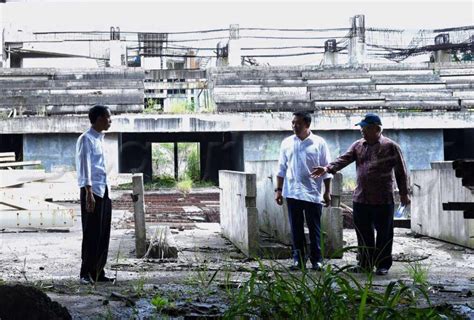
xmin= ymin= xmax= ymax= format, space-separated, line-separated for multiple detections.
xmin=327 ymin=141 xmax=357 ymax=174
xmin=76 ymin=136 xmax=92 ymax=187
xmin=320 ymin=140 xmax=333 ymax=180
xmin=277 ymin=141 xmax=288 ymax=178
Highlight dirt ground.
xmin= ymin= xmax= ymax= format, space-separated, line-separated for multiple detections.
xmin=0 ymin=189 xmax=473 ymax=319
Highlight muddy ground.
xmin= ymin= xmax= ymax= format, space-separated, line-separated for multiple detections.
xmin=0 ymin=188 xmax=473 ymax=319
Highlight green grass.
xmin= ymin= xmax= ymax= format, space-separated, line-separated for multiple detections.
xmin=223 ymin=261 xmax=457 ymax=320
xmin=114 ymin=175 xmax=215 ymax=191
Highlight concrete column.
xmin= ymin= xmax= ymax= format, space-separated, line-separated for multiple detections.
xmin=119 ymin=136 xmax=152 ymax=183
xmin=433 ymin=33 xmax=451 ymax=63
xmin=132 ymin=173 xmax=147 ymax=258
xmin=321 ymin=172 xmax=344 ymax=258
xmin=216 ymin=41 xmax=229 ymax=67
xmin=228 ymin=24 xmax=242 ymax=66
xmin=109 ymin=40 xmax=123 ymax=67
xmin=348 ymin=15 xmax=366 ymax=66
xmin=323 ymin=39 xmax=338 ymax=66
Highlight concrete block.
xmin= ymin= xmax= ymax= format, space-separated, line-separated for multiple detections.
xmin=244 ymin=160 xmax=292 ymax=245
xmin=219 ymin=170 xmax=259 ymax=257
xmin=411 ymin=163 xmax=474 ymax=248
xmin=321 ymin=207 xmax=344 ymax=258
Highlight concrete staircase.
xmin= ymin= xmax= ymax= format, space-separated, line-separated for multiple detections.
xmin=209 ymin=62 xmax=474 ymax=112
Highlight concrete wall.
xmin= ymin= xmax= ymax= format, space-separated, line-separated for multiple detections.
xmin=23 ymin=133 xmax=78 ymax=172
xmin=23 ymin=132 xmax=119 ymax=177
xmin=219 ymin=170 xmax=259 ymax=257
xmin=245 ymin=160 xmax=344 ymax=257
xmin=242 ymin=129 xmax=444 ymax=185
xmin=244 ymin=160 xmax=292 ymax=245
xmin=411 ymin=162 xmax=474 ymax=248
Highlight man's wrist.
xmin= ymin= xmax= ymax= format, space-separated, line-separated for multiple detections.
xmin=274 ymin=188 xmax=282 ymax=192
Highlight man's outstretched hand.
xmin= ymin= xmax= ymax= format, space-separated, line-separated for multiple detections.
xmin=311 ymin=166 xmax=328 ymax=179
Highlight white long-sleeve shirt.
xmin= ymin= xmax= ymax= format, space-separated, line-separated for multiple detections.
xmin=76 ymin=127 xmax=108 ymax=198
xmin=277 ymin=132 xmax=332 ymax=204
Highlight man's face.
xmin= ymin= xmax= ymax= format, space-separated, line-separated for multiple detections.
xmin=360 ymin=124 xmax=379 ymax=140
xmin=292 ymin=116 xmax=309 ymax=136
xmin=97 ymin=110 xmax=112 ymax=132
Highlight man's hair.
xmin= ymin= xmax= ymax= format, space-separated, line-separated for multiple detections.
xmin=293 ymin=111 xmax=311 ymax=126
xmin=88 ymin=105 xmax=110 ymax=124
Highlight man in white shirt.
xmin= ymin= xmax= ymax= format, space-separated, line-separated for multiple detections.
xmin=76 ymin=105 xmax=115 ymax=284
xmin=275 ymin=111 xmax=332 ymax=271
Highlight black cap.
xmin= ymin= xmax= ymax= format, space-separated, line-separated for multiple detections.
xmin=355 ymin=113 xmax=382 ymax=127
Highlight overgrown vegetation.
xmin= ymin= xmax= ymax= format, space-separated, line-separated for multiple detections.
xmin=223 ymin=261 xmax=460 ymax=320
xmin=115 ymin=141 xmax=215 ymax=191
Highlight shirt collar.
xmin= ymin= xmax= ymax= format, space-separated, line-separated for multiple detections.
xmin=362 ymin=134 xmax=383 ymax=146
xmin=294 ymin=130 xmax=313 ymax=142
xmin=88 ymin=127 xmax=105 ymax=139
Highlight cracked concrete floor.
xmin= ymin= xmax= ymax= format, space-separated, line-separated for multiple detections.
xmin=0 ymin=195 xmax=473 ymax=319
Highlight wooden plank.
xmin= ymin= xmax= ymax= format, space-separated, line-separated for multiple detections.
xmin=0 ymin=161 xmax=41 ymax=169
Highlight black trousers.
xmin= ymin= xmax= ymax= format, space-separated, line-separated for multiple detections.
xmin=80 ymin=187 xmax=112 ymax=279
xmin=286 ymin=198 xmax=323 ymax=265
xmin=352 ymin=202 xmax=394 ymax=270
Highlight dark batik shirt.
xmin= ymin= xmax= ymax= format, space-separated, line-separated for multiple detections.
xmin=327 ymin=135 xmax=409 ymax=205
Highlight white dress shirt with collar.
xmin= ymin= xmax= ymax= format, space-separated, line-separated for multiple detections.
xmin=76 ymin=127 xmax=108 ymax=198
xmin=277 ymin=132 xmax=332 ymax=204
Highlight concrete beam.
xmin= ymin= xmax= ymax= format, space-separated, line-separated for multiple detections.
xmin=1 ymin=111 xmax=474 ymax=134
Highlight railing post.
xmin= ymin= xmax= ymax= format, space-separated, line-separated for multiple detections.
xmin=132 ymin=173 xmax=147 ymax=258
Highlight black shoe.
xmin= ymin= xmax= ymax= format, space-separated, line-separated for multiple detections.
xmin=97 ymin=275 xmax=116 ymax=283
xmin=347 ymin=266 xmax=370 ymax=274
xmin=80 ymin=275 xmax=94 ymax=285
xmin=289 ymin=262 xmax=306 ymax=271
xmin=375 ymin=268 xmax=389 ymax=276
xmin=311 ymin=262 xmax=323 ymax=271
